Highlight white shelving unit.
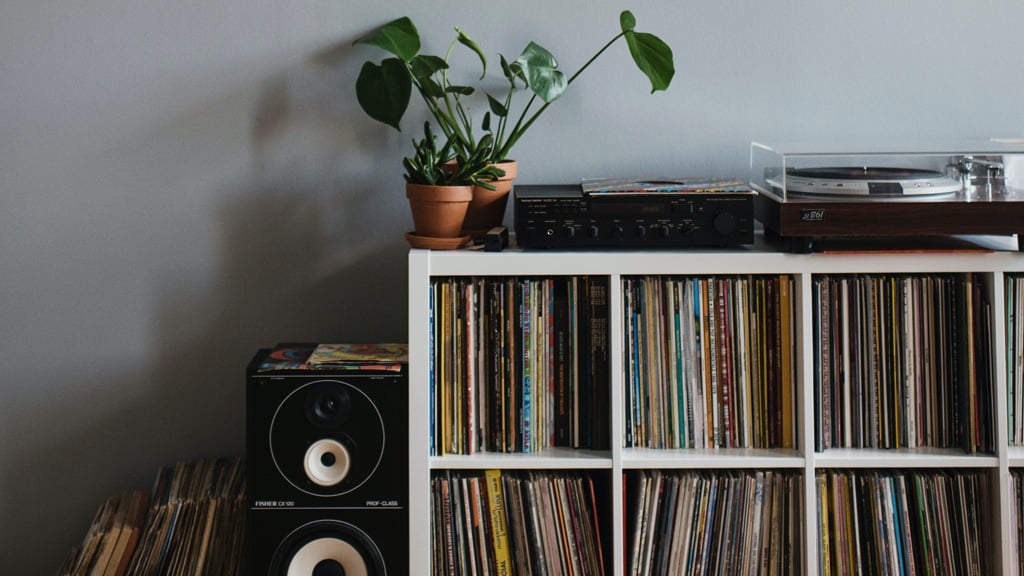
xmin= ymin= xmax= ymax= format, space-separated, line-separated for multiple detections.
xmin=408 ymin=239 xmax=1024 ymax=575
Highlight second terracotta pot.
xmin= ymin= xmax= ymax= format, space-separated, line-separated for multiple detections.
xmin=461 ymin=160 xmax=518 ymax=240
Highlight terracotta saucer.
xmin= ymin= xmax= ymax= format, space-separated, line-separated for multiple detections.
xmin=405 ymin=232 xmax=472 ymax=250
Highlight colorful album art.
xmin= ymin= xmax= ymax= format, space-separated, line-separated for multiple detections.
xmin=257 ymin=344 xmax=407 ymax=373
xmin=308 ymin=343 xmax=408 ymax=364
xmin=258 ymin=346 xmax=316 ymax=371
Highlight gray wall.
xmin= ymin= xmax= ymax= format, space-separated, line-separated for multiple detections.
xmin=2 ymin=0 xmax=1021 ymax=572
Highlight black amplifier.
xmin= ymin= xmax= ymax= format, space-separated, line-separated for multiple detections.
xmin=514 ymin=181 xmax=756 ymax=249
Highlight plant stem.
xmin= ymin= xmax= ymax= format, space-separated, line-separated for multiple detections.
xmin=441 ymin=38 xmax=474 ymax=157
xmin=495 ymin=32 xmax=625 ymax=160
xmin=493 ymin=88 xmax=515 ymax=158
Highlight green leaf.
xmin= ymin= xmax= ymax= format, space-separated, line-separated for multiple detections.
xmin=419 ymin=77 xmax=445 ymax=99
xmin=500 ymin=55 xmax=514 ymax=81
xmin=620 ymin=10 xmax=636 ymax=32
xmin=353 ymin=17 xmax=420 ymax=63
xmin=445 ymin=85 xmax=475 ymax=96
xmin=500 ymin=54 xmax=524 ymax=88
xmin=486 ymin=94 xmax=508 ymax=117
xmin=514 ymin=42 xmax=567 ymax=103
xmin=410 ymin=54 xmax=448 ymax=81
xmin=455 ymin=27 xmax=488 ymax=79
xmin=624 ymin=31 xmax=675 ymax=92
xmin=355 ymin=58 xmax=411 ymax=131
xmin=482 ymin=112 xmax=491 ymax=132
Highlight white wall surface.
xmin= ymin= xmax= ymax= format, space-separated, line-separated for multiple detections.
xmin=2 ymin=0 xmax=1022 ymax=572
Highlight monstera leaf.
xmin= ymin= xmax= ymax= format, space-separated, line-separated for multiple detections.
xmin=354 ymin=17 xmax=420 ymax=63
xmin=355 ymin=58 xmax=411 ymax=131
xmin=513 ymin=42 xmax=568 ymax=103
xmin=621 ymin=11 xmax=674 ymax=93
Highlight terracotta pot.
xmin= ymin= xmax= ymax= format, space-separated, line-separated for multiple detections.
xmin=405 ymin=182 xmax=473 ymax=239
xmin=462 ymin=160 xmax=518 ymax=240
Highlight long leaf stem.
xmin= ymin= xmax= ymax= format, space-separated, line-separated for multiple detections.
xmin=494 ymin=32 xmax=625 ymax=160
xmin=441 ymin=38 xmax=475 ymax=157
xmin=493 ymin=88 xmax=515 ymax=157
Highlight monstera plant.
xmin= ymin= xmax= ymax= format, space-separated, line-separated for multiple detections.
xmin=354 ymin=11 xmax=675 ymax=238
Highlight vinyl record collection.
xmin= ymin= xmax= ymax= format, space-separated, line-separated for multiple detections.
xmin=623 ymin=276 xmax=797 ymax=449
xmin=812 ymin=274 xmax=994 ymax=452
xmin=627 ymin=469 xmax=802 ymax=575
xmin=60 ymin=458 xmax=246 ymax=576
xmin=816 ymin=470 xmax=989 ymax=576
xmin=430 ymin=276 xmax=609 ymax=455
xmin=1012 ymin=470 xmax=1024 ymax=574
xmin=1007 ymin=274 xmax=1024 ymax=445
xmin=431 ymin=469 xmax=607 ymax=576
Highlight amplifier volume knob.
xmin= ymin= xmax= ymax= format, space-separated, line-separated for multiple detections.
xmin=561 ymin=225 xmax=576 ymax=238
xmin=713 ymin=212 xmax=738 ymax=235
xmin=634 ymin=225 xmax=647 ymax=240
xmin=587 ymin=225 xmax=600 ymax=239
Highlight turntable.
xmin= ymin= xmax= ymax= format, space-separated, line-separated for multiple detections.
xmin=750 ymin=141 xmax=1024 ymax=252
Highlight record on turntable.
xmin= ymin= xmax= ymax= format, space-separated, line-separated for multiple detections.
xmin=780 ymin=166 xmax=962 ymax=197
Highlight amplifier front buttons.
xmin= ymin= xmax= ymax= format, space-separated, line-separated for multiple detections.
xmin=561 ymin=225 xmax=576 ymax=238
xmin=658 ymin=225 xmax=671 ymax=238
xmin=587 ymin=225 xmax=600 ymax=239
xmin=611 ymin=225 xmax=624 ymax=238
xmin=634 ymin=225 xmax=647 ymax=240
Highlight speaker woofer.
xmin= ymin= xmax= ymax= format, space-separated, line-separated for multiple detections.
xmin=273 ymin=520 xmax=386 ymax=576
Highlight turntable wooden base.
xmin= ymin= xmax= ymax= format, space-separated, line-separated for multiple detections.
xmin=756 ymin=190 xmax=1024 ymax=253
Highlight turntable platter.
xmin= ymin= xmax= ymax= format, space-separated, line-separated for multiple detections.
xmin=784 ymin=167 xmax=962 ymax=197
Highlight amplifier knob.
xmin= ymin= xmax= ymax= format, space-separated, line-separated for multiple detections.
xmin=587 ymin=225 xmax=600 ymax=239
xmin=561 ymin=225 xmax=576 ymax=238
xmin=634 ymin=225 xmax=647 ymax=240
xmin=611 ymin=225 xmax=624 ymax=238
xmin=658 ymin=225 xmax=671 ymax=238
xmin=713 ymin=212 xmax=737 ymax=235
xmin=679 ymin=223 xmax=696 ymax=236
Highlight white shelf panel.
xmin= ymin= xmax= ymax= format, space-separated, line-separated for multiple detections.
xmin=1008 ymin=446 xmax=1024 ymax=467
xmin=414 ymin=236 xmax=1024 ymax=278
xmin=621 ymin=447 xmax=804 ymax=469
xmin=814 ymin=447 xmax=999 ymax=469
xmin=416 ymin=245 xmax=798 ymax=276
xmin=429 ymin=448 xmax=613 ymax=470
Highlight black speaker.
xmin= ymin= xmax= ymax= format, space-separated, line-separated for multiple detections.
xmin=246 ymin=345 xmax=408 ymax=576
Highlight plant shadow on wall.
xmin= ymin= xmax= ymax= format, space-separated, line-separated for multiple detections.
xmin=1 ymin=38 xmax=409 ymax=574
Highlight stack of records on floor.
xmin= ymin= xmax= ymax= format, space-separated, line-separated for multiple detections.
xmin=60 ymin=457 xmax=245 ymax=576
xmin=431 ymin=469 xmax=606 ymax=575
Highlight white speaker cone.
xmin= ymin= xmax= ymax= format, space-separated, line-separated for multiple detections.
xmin=303 ymin=439 xmax=351 ymax=487
xmin=285 ymin=537 xmax=369 ymax=576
